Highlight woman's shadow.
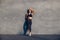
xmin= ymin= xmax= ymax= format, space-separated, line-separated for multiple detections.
xmin=23 ymin=20 xmax=28 ymax=35
xmin=18 ymin=20 xmax=28 ymax=36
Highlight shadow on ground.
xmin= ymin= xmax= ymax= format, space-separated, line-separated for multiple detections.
xmin=0 ymin=34 xmax=60 ymax=40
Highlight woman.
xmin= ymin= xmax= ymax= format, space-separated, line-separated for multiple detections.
xmin=24 ymin=8 xmax=35 ymax=36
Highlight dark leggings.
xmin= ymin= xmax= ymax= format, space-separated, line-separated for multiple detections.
xmin=27 ymin=19 xmax=32 ymax=32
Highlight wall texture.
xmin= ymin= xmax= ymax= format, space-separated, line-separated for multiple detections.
xmin=0 ymin=0 xmax=60 ymax=34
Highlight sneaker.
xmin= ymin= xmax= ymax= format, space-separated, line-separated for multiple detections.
xmin=29 ymin=32 xmax=31 ymax=36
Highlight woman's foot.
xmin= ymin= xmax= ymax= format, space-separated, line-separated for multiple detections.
xmin=29 ymin=32 xmax=31 ymax=36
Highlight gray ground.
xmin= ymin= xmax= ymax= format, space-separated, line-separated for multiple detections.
xmin=0 ymin=0 xmax=60 ymax=34
xmin=0 ymin=34 xmax=60 ymax=40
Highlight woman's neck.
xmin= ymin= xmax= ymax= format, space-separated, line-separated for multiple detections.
xmin=29 ymin=13 xmax=31 ymax=15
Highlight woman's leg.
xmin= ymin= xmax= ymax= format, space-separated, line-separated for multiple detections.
xmin=28 ymin=20 xmax=32 ymax=36
xmin=28 ymin=24 xmax=32 ymax=36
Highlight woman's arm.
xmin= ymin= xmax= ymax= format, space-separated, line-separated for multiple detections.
xmin=31 ymin=8 xmax=35 ymax=16
xmin=25 ymin=14 xmax=28 ymax=20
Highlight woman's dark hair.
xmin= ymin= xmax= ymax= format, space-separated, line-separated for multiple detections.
xmin=27 ymin=9 xmax=33 ymax=13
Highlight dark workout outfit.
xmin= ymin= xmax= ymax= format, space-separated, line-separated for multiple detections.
xmin=24 ymin=10 xmax=32 ymax=35
xmin=27 ymin=13 xmax=32 ymax=32
xmin=24 ymin=9 xmax=32 ymax=35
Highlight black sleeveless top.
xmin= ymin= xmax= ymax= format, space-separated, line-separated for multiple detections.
xmin=28 ymin=13 xmax=32 ymax=17
xmin=25 ymin=9 xmax=33 ymax=20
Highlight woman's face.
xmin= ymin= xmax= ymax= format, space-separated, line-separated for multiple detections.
xmin=29 ymin=9 xmax=31 ymax=13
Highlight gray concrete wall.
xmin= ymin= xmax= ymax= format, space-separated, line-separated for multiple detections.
xmin=0 ymin=0 xmax=60 ymax=34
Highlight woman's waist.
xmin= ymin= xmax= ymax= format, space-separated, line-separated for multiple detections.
xmin=28 ymin=17 xmax=32 ymax=19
